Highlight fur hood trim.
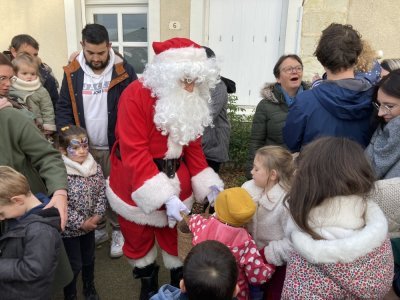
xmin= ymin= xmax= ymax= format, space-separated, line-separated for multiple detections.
xmin=290 ymin=201 xmax=388 ymax=264
xmin=259 ymin=81 xmax=310 ymax=103
xmin=242 ymin=180 xmax=286 ymax=210
xmin=62 ymin=153 xmax=97 ymax=177
xmin=106 ymin=179 xmax=193 ymax=227
xmin=260 ymin=83 xmax=280 ymax=103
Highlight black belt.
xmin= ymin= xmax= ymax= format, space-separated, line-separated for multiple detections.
xmin=154 ymin=158 xmax=181 ymax=179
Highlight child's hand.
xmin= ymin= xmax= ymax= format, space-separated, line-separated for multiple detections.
xmin=91 ymin=214 xmax=102 ymax=225
xmin=81 ymin=217 xmax=98 ymax=232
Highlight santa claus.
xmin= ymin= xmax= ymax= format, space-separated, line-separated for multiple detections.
xmin=106 ymin=38 xmax=224 ymax=299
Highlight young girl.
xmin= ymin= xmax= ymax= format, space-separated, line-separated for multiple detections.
xmin=189 ymin=187 xmax=275 ymax=300
xmin=57 ymin=125 xmax=106 ymax=300
xmin=282 ymin=137 xmax=393 ymax=299
xmin=9 ymin=53 xmax=56 ymax=140
xmin=242 ymin=145 xmax=294 ymax=300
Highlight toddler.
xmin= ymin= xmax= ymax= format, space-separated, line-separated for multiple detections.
xmin=242 ymin=145 xmax=294 ymax=299
xmin=10 ymin=52 xmax=56 ymax=140
xmin=189 ymin=187 xmax=275 ymax=300
xmin=57 ymin=125 xmax=107 ymax=300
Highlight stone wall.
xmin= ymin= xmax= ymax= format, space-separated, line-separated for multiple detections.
xmin=301 ymin=0 xmax=400 ymax=81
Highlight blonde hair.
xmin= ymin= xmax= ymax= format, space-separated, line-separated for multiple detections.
xmin=255 ymin=146 xmax=294 ymax=191
xmin=355 ymin=39 xmax=377 ymax=73
xmin=0 ymin=166 xmax=31 ymax=205
xmin=12 ymin=52 xmax=40 ymax=75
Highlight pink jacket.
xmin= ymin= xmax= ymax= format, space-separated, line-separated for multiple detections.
xmin=189 ymin=215 xmax=275 ymax=300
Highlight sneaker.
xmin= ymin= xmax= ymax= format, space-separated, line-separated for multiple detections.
xmin=110 ymin=230 xmax=124 ymax=258
xmin=95 ymin=228 xmax=109 ymax=246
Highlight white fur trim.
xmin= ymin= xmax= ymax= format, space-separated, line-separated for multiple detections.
xmin=127 ymin=245 xmax=158 ymax=268
xmin=291 ymin=201 xmax=388 ymax=264
xmin=62 ymin=153 xmax=97 ymax=177
xmin=162 ymin=250 xmax=183 ymax=269
xmin=132 ymin=172 xmax=181 ymax=214
xmin=191 ymin=167 xmax=224 ymax=202
xmin=107 ymin=179 xmax=194 ymax=227
xmin=165 ymin=137 xmax=183 ymax=159
xmin=157 ymin=47 xmax=207 ymax=64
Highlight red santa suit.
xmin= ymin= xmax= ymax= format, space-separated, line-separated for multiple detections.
xmin=106 ymin=39 xmax=223 ymax=268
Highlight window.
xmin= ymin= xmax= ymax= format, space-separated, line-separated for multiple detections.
xmin=86 ymin=6 xmax=148 ymax=74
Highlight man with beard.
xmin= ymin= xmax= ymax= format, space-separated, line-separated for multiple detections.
xmin=56 ymin=23 xmax=137 ymax=258
xmin=106 ymin=38 xmax=224 ymax=300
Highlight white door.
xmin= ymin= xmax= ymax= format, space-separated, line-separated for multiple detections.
xmin=208 ymin=0 xmax=284 ymax=106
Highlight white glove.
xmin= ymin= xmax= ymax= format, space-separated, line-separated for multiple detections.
xmin=207 ymin=185 xmax=224 ymax=207
xmin=165 ymin=195 xmax=190 ymax=228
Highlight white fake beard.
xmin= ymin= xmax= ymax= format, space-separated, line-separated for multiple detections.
xmin=154 ymin=85 xmax=212 ymax=146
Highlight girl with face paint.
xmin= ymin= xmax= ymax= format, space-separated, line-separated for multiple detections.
xmin=56 ymin=125 xmax=106 ymax=299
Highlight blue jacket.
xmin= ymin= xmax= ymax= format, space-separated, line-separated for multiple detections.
xmin=56 ymin=54 xmax=137 ymax=150
xmin=283 ymin=79 xmax=374 ymax=152
xmin=150 ymin=284 xmax=188 ymax=300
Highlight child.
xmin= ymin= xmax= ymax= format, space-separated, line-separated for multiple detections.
xmin=189 ymin=187 xmax=275 ymax=300
xmin=242 ymin=145 xmax=294 ymax=299
xmin=0 ymin=166 xmax=62 ymax=299
xmin=57 ymin=125 xmax=107 ymax=300
xmin=282 ymin=137 xmax=393 ymax=299
xmin=151 ymin=240 xmax=239 ymax=300
xmin=9 ymin=52 xmax=56 ymax=140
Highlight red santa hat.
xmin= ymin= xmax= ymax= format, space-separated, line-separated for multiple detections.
xmin=152 ymin=37 xmax=207 ymax=62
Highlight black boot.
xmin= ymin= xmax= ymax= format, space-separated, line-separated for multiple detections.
xmin=170 ymin=267 xmax=183 ymax=288
xmin=133 ymin=263 xmax=160 ymax=300
xmin=82 ymin=264 xmax=100 ymax=300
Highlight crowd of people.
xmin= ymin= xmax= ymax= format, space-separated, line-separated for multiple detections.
xmin=0 ymin=20 xmax=399 ymax=300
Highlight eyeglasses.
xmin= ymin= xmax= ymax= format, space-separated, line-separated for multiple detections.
xmin=181 ymin=77 xmax=198 ymax=85
xmin=281 ymin=66 xmax=303 ymax=74
xmin=372 ymin=101 xmax=398 ymax=114
xmin=0 ymin=76 xmax=17 ymax=84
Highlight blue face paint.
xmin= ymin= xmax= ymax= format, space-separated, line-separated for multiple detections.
xmin=66 ymin=137 xmax=89 ymax=157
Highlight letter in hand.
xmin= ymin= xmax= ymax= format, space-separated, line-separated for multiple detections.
xmin=206 ymin=185 xmax=223 ymax=207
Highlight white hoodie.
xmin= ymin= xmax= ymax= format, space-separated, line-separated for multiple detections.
xmin=78 ymin=49 xmax=115 ymax=149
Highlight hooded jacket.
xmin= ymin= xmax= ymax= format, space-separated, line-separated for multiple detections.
xmin=282 ymin=200 xmax=393 ymax=299
xmin=56 ymin=51 xmax=137 ymax=150
xmin=246 ymin=82 xmax=309 ymax=177
xmin=189 ymin=215 xmax=275 ymax=300
xmin=283 ymin=79 xmax=374 ymax=152
xmin=0 ymin=207 xmax=61 ymax=300
xmin=150 ymin=284 xmax=187 ymax=300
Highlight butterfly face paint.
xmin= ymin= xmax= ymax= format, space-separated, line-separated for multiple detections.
xmin=66 ymin=136 xmax=89 ymax=163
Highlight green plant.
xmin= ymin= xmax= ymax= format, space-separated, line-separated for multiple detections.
xmin=226 ymin=94 xmax=253 ymax=169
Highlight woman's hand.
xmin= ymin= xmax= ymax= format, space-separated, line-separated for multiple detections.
xmin=45 ymin=190 xmax=68 ymax=231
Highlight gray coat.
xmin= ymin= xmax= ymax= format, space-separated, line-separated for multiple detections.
xmin=202 ymin=81 xmax=230 ymax=163
xmin=366 ymin=116 xmax=400 ymax=179
xmin=0 ymin=208 xmax=61 ymax=300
